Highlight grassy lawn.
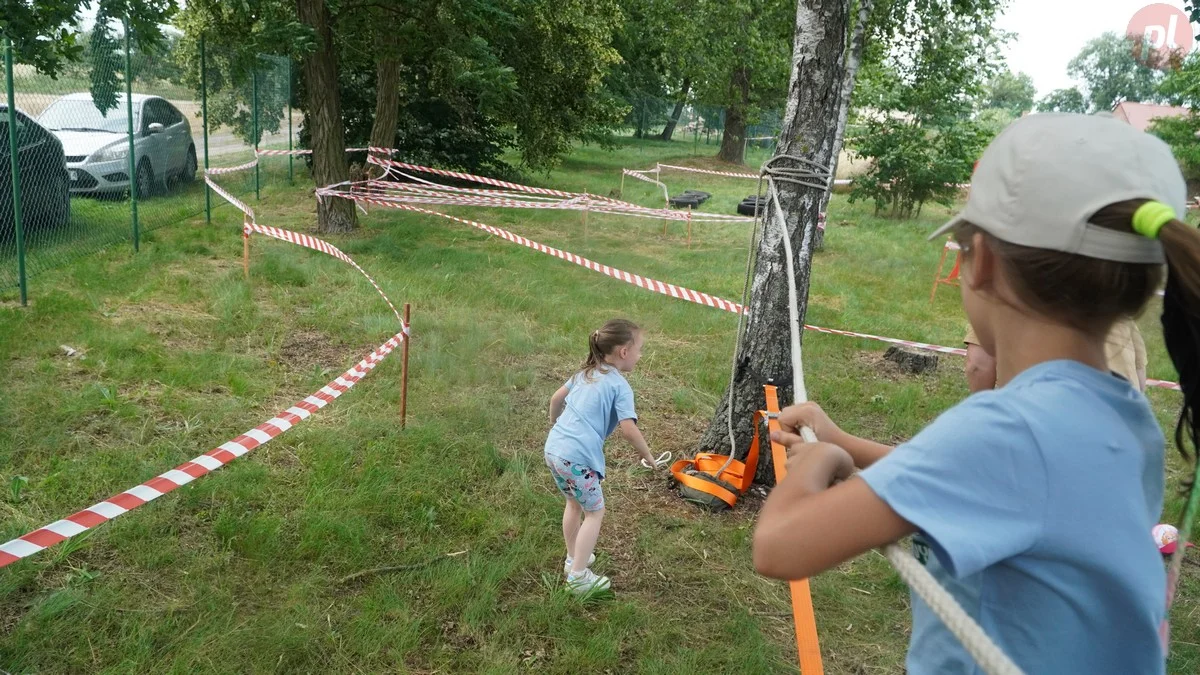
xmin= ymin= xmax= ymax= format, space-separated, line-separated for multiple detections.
xmin=1 ymin=136 xmax=1196 ymax=673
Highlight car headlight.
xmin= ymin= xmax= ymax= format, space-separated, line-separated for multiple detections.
xmin=93 ymin=144 xmax=129 ymax=162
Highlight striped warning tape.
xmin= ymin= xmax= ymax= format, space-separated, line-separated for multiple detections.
xmin=205 ymin=159 xmax=259 ymax=176
xmin=327 ymin=192 xmax=1183 ymax=392
xmin=244 ymin=221 xmax=402 ymax=324
xmin=204 ymin=174 xmax=255 ymax=221
xmin=367 ymin=154 xmax=578 ymax=199
xmin=0 ymin=161 xmax=412 ymax=570
xmin=655 ymin=163 xmax=759 ymax=180
xmin=0 ymin=333 xmax=406 ymax=569
xmin=253 ymin=147 xmax=373 ymax=157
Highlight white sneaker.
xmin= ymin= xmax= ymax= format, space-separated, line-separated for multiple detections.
xmin=566 ymin=568 xmax=611 ymax=595
xmin=563 ymin=553 xmax=596 ymax=575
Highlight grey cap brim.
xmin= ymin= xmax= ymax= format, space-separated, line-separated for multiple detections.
xmin=927 ymin=214 xmax=964 ymax=241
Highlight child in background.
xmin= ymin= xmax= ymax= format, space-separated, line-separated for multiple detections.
xmin=545 ymin=319 xmax=659 ymax=595
xmin=752 ymin=113 xmax=1200 ymax=673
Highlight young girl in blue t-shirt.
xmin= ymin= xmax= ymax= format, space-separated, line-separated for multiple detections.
xmin=753 ymin=114 xmax=1200 ymax=673
xmin=545 ymin=319 xmax=660 ymax=595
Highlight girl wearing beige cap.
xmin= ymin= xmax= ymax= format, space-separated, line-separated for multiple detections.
xmin=753 ymin=113 xmax=1200 ymax=673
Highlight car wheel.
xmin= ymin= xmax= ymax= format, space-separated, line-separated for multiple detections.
xmin=182 ymin=146 xmax=197 ymax=183
xmin=135 ymin=159 xmax=154 ymax=199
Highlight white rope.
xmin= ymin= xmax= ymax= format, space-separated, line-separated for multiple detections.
xmin=763 ymin=160 xmax=1024 ymax=675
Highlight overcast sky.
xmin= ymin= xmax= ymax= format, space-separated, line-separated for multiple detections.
xmin=998 ymin=0 xmax=1193 ymax=97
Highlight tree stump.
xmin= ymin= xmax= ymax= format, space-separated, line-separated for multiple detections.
xmin=884 ymin=346 xmax=939 ymax=374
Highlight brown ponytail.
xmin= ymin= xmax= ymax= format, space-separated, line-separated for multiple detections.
xmin=1158 ymin=218 xmax=1200 ymax=494
xmin=580 ymin=319 xmax=639 ymax=380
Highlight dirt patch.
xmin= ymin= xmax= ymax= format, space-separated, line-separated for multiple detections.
xmin=106 ymin=300 xmax=219 ymax=351
xmin=276 ymin=329 xmax=375 ymax=374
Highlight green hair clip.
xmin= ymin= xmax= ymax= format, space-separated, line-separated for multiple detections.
xmin=1132 ymin=201 xmax=1176 ymax=239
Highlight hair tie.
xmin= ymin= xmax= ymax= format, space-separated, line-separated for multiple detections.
xmin=1133 ymin=201 xmax=1176 ymax=239
xmin=592 ymin=330 xmax=599 ymax=339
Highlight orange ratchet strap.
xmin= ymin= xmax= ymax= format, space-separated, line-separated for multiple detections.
xmin=764 ymin=384 xmax=824 ymax=674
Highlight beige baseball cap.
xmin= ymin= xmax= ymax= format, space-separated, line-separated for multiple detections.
xmin=929 ymin=113 xmax=1185 ymax=264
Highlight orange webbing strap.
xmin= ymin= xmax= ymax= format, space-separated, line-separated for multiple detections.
xmin=763 ymin=384 xmax=824 ymax=674
xmin=669 ymin=410 xmax=764 ymax=508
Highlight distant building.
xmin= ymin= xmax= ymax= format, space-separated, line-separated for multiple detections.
xmin=1111 ymin=101 xmax=1190 ymax=133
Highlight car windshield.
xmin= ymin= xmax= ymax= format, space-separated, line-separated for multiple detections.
xmin=38 ymin=99 xmax=137 ymax=133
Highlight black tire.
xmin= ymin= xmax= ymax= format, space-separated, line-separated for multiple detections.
xmin=683 ymin=190 xmax=711 ymax=202
xmin=669 ymin=195 xmax=702 ymax=208
xmin=135 ymin=159 xmax=154 ymax=199
xmin=736 ymin=200 xmax=763 ymax=216
xmin=182 ymin=146 xmax=197 ymax=183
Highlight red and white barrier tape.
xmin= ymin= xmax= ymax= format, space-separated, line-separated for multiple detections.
xmin=0 ymin=332 xmax=406 ymax=569
xmin=0 ymin=156 xmax=412 ymax=569
xmin=368 ymin=154 xmax=577 ymax=199
xmin=655 ymin=163 xmax=758 ymax=180
xmin=204 ymin=174 xmax=255 ymax=221
xmin=335 ymin=181 xmax=753 ymax=224
xmin=328 ymin=192 xmax=1183 ymax=392
xmin=253 ymin=147 xmax=373 ymax=157
xmin=243 ymin=221 xmax=402 ymax=324
xmin=205 ymin=159 xmax=260 ymax=176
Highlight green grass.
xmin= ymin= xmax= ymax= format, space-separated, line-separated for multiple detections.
xmin=0 ymin=135 xmax=1197 ymax=673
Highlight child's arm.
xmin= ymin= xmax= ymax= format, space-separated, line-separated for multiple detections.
xmin=753 ymin=442 xmax=916 ymax=580
xmin=548 ymin=386 xmax=569 ymax=425
xmin=618 ymin=418 xmax=659 ymax=468
xmin=777 ymin=403 xmax=893 ymax=469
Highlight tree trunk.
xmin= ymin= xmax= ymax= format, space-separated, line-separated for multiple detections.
xmin=815 ymin=0 xmax=874 ymax=251
xmin=698 ymin=0 xmax=848 ymax=485
xmin=296 ymin=0 xmax=357 ymax=233
xmin=716 ymin=67 xmax=751 ymax=164
xmin=660 ymin=77 xmax=692 ymax=142
xmin=368 ymin=28 xmax=401 ymax=178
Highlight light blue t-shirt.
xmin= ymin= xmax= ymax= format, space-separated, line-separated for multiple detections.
xmin=860 ymin=360 xmax=1166 ymax=674
xmin=544 ymin=368 xmax=637 ymax=477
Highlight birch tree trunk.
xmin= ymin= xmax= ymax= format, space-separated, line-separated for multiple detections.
xmin=814 ymin=0 xmax=873 ymax=250
xmin=697 ymin=0 xmax=849 ymax=484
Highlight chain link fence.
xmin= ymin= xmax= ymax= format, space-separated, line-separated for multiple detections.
xmin=2 ymin=29 xmax=297 ymax=304
xmin=622 ymin=94 xmax=783 ymax=156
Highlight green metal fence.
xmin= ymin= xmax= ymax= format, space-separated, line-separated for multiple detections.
xmin=1 ymin=28 xmax=296 ymax=304
xmin=624 ymin=94 xmax=782 ymax=154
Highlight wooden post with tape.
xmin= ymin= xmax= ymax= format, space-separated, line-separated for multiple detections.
xmin=582 ymin=199 xmax=590 ymax=241
xmin=400 ymin=303 xmax=411 ymax=428
xmin=686 ymin=205 xmax=693 ymax=248
xmin=764 ymin=384 xmax=824 ymax=674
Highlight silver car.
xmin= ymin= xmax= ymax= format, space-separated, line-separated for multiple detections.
xmin=37 ymin=93 xmax=197 ymax=197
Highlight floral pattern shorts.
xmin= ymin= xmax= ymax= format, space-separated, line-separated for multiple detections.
xmin=545 ymin=454 xmax=605 ymax=512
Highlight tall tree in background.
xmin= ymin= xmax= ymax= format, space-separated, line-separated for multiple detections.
xmin=2 ymin=0 xmax=174 ymax=78
xmin=697 ymin=0 xmax=848 ymax=482
xmin=983 ymin=69 xmax=1036 ymax=116
xmin=1068 ymin=32 xmax=1163 ymax=113
xmin=1036 ymin=86 xmax=1088 ymax=113
xmin=295 ymin=0 xmax=356 ymax=233
xmin=701 ymin=0 xmax=795 ymax=164
xmin=845 ymin=0 xmax=1003 ymax=219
